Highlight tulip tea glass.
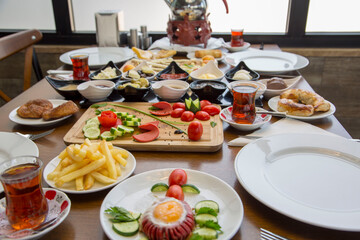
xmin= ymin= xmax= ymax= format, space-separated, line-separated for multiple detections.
xmin=0 ymin=156 xmax=48 ymax=230
xmin=231 ymin=29 xmax=244 ymax=47
xmin=70 ymin=54 xmax=90 ymax=80
xmin=232 ymin=83 xmax=258 ymax=124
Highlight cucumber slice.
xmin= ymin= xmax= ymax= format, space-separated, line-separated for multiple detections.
xmin=116 ymin=112 xmax=128 ymax=118
xmin=123 ymin=121 xmax=140 ymax=127
xmin=110 ymin=127 xmax=124 ymax=137
xmin=195 ymin=200 xmax=219 ymax=214
xmin=181 ymin=184 xmax=200 ymax=194
xmin=82 ymin=122 xmax=99 ymax=133
xmin=130 ymin=212 xmax=141 ymax=220
xmin=193 ymin=227 xmax=218 ymax=240
xmin=100 ymin=131 xmax=116 ymax=141
xmin=151 ymin=183 xmax=169 ymax=192
xmin=86 ymin=117 xmax=100 ymax=125
xmin=112 ymin=221 xmax=139 ymax=236
xmin=84 ymin=126 xmax=100 ymax=140
xmin=117 ymin=125 xmax=135 ymax=134
xmin=195 ymin=214 xmax=218 ymax=225
xmin=125 ymin=117 xmax=141 ymax=122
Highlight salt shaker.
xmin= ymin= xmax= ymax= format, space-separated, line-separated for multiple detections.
xmin=129 ymin=29 xmax=138 ymax=48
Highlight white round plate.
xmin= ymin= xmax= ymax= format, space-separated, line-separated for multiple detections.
xmin=9 ymin=100 xmax=75 ymax=127
xmin=0 ymin=132 xmax=39 ymax=192
xmin=0 ymin=188 xmax=71 ymax=239
xmin=225 ymin=49 xmax=309 ymax=73
xmin=268 ymin=96 xmax=336 ymax=120
xmin=44 ymin=146 xmax=136 ymax=194
xmin=235 ymin=133 xmax=360 ymax=231
xmin=60 ymin=47 xmax=134 ymax=68
xmin=187 ymin=51 xmax=226 ymax=62
xmin=100 ymin=168 xmax=243 ymax=240
xmin=223 ymin=42 xmax=251 ymax=52
xmin=220 ymin=107 xmax=271 ymax=131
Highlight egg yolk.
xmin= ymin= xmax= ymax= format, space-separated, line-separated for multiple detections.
xmin=153 ymin=201 xmax=183 ymax=223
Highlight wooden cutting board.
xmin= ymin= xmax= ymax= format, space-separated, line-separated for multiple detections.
xmin=63 ymin=102 xmax=223 ymax=152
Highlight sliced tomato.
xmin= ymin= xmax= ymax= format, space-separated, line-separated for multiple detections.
xmin=168 ymin=169 xmax=187 ymax=186
xmin=200 ymin=100 xmax=212 ymax=110
xmin=181 ymin=111 xmax=195 ymax=122
xmin=172 ymin=102 xmax=186 ymax=110
xmin=98 ymin=110 xmax=118 ymax=127
xmin=188 ymin=121 xmax=203 ymax=141
xmin=202 ymin=105 xmax=220 ymax=116
xmin=150 ymin=101 xmax=172 ymax=116
xmin=133 ymin=123 xmax=160 ymax=142
xmin=100 ymin=118 xmax=122 ymax=134
xmin=171 ymin=108 xmax=185 ymax=118
xmin=195 ymin=110 xmax=210 ymax=121
xmin=166 ymin=185 xmax=184 ymax=201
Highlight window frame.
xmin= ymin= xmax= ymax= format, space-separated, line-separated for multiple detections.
xmin=0 ymin=0 xmax=359 ymax=47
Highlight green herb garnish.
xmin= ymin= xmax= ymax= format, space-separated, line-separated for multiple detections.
xmin=105 ymin=206 xmax=135 ymax=223
xmin=196 ymin=207 xmax=218 ymax=216
xmin=91 ymin=103 xmax=107 ymax=108
xmin=201 ymin=220 xmax=223 ymax=233
xmin=210 ymin=121 xmax=217 ymax=128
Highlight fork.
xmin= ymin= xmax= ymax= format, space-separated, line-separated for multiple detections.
xmin=260 ymin=228 xmax=289 ymax=240
xmin=16 ymin=129 xmax=55 ymax=141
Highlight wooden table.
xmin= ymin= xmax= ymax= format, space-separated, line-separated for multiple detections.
xmin=0 ymin=45 xmax=359 ymax=240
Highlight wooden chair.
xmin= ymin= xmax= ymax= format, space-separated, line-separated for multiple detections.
xmin=0 ymin=29 xmax=43 ymax=102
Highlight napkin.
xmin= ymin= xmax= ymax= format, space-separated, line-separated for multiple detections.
xmin=228 ymin=118 xmax=342 ymax=146
xmin=149 ymin=37 xmax=226 ymax=52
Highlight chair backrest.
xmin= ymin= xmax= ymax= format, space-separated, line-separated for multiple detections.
xmin=0 ymin=29 xmax=43 ymax=101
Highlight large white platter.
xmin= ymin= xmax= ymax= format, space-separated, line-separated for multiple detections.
xmin=100 ymin=168 xmax=243 ymax=240
xmin=60 ymin=47 xmax=134 ymax=68
xmin=9 ymin=99 xmax=75 ymax=127
xmin=0 ymin=132 xmax=39 ymax=192
xmin=44 ymin=146 xmax=136 ymax=194
xmin=268 ymin=96 xmax=336 ymax=120
xmin=225 ymin=49 xmax=309 ymax=73
xmin=235 ymin=133 xmax=360 ymax=231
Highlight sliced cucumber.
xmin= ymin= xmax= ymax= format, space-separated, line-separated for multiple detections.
xmin=193 ymin=227 xmax=218 ymax=240
xmin=181 ymin=184 xmax=200 ymax=194
xmin=151 ymin=183 xmax=169 ymax=192
xmin=84 ymin=126 xmax=100 ymax=140
xmin=195 ymin=200 xmax=219 ymax=214
xmin=116 ymin=112 xmax=128 ymax=118
xmin=123 ymin=121 xmax=140 ymax=127
xmin=130 ymin=212 xmax=141 ymax=220
xmin=82 ymin=122 xmax=99 ymax=133
xmin=195 ymin=214 xmax=218 ymax=225
xmin=100 ymin=131 xmax=116 ymax=141
xmin=125 ymin=117 xmax=141 ymax=122
xmin=110 ymin=127 xmax=124 ymax=137
xmin=86 ymin=117 xmax=100 ymax=125
xmin=117 ymin=125 xmax=135 ymax=134
xmin=112 ymin=221 xmax=139 ymax=236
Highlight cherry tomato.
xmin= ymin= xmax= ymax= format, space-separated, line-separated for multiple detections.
xmin=195 ymin=110 xmax=210 ymax=121
xmin=202 ymin=105 xmax=220 ymax=116
xmin=166 ymin=185 xmax=184 ymax=201
xmin=181 ymin=111 xmax=195 ymax=122
xmin=171 ymin=108 xmax=185 ymax=118
xmin=200 ymin=100 xmax=212 ymax=110
xmin=98 ymin=111 xmax=117 ymax=127
xmin=168 ymin=169 xmax=188 ymax=186
xmin=188 ymin=121 xmax=203 ymax=141
xmin=172 ymin=102 xmax=186 ymax=110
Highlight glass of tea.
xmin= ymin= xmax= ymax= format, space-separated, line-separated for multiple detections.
xmin=0 ymin=156 xmax=48 ymax=230
xmin=70 ymin=53 xmax=90 ymax=80
xmin=231 ymin=29 xmax=244 ymax=47
xmin=232 ymin=83 xmax=258 ymax=124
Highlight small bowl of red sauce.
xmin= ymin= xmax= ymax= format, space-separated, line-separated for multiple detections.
xmin=156 ymin=61 xmax=189 ymax=81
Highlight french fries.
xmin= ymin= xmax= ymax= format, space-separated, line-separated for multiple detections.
xmin=48 ymin=140 xmax=130 ymax=191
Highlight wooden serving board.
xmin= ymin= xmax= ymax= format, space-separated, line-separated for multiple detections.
xmin=63 ymin=102 xmax=223 ymax=152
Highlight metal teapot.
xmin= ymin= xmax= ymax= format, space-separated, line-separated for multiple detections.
xmin=164 ymin=0 xmax=229 ymax=20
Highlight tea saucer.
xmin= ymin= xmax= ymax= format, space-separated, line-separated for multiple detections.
xmin=220 ymin=107 xmax=272 ymax=131
xmin=0 ymin=188 xmax=71 ymax=240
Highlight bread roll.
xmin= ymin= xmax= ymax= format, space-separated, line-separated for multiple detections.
xmin=277 ymin=99 xmax=314 ymax=117
xmin=195 ymin=49 xmax=222 ymax=58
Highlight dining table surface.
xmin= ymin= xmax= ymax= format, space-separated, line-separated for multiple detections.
xmin=0 ymin=43 xmax=359 ymax=240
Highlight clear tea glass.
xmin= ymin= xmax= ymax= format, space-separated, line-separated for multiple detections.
xmin=0 ymin=156 xmax=48 ymax=230
xmin=232 ymin=83 xmax=258 ymax=124
xmin=70 ymin=54 xmax=90 ymax=80
xmin=231 ymin=29 xmax=244 ymax=47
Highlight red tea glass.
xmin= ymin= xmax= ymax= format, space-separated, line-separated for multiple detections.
xmin=231 ymin=29 xmax=244 ymax=47
xmin=232 ymin=83 xmax=258 ymax=124
xmin=0 ymin=156 xmax=48 ymax=230
xmin=70 ymin=54 xmax=90 ymax=80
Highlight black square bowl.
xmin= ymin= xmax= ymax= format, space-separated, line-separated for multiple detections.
xmin=225 ymin=61 xmax=260 ymax=82
xmin=114 ymin=80 xmax=152 ymax=102
xmin=189 ymin=80 xmax=227 ymax=101
xmin=89 ymin=61 xmax=122 ymax=83
xmin=46 ymin=76 xmax=86 ymax=100
xmin=155 ymin=61 xmax=189 ymax=81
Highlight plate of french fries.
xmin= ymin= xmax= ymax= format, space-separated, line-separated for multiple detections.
xmin=44 ymin=139 xmax=136 ymax=194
